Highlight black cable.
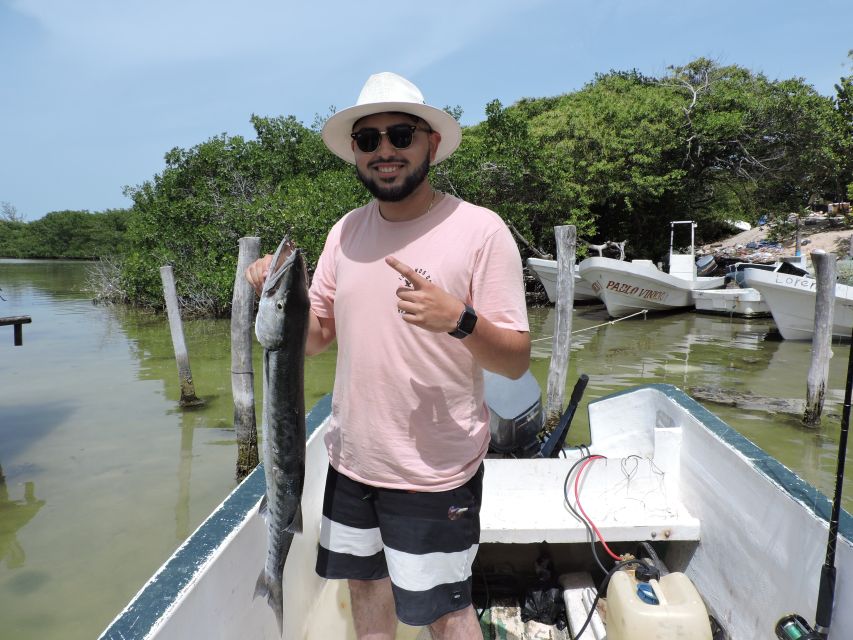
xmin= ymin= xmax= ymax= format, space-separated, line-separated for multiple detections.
xmin=636 ymin=541 xmax=667 ymax=576
xmin=569 ymin=559 xmax=644 ymax=640
xmin=563 ymin=453 xmax=609 ymax=576
xmin=474 ymin=559 xmax=490 ymax=621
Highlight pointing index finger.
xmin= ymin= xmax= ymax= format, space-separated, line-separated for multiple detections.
xmin=385 ymin=256 xmax=426 ymax=288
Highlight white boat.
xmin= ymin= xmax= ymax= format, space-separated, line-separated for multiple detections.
xmin=725 ymin=256 xmax=811 ymax=288
xmin=578 ymin=222 xmax=725 ymax=318
xmin=742 ymin=267 xmax=853 ymax=340
xmin=692 ymin=258 xmax=811 ymax=319
xmin=526 ymin=258 xmax=599 ymax=303
xmin=99 ymin=385 xmax=853 ymax=640
xmin=691 ymin=287 xmax=770 ymax=317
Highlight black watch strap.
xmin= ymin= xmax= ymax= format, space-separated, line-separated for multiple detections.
xmin=449 ymin=304 xmax=477 ymax=339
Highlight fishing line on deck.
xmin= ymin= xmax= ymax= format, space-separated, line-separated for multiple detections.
xmin=564 ymin=453 xmax=673 ymax=573
xmin=531 ymin=309 xmax=649 ymax=343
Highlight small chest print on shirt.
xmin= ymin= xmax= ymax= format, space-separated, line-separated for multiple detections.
xmin=397 ymin=267 xmax=432 ymax=288
xmin=396 ymin=267 xmax=433 ymax=314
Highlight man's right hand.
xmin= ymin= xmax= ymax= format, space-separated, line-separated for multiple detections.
xmin=245 ymin=254 xmax=274 ymax=296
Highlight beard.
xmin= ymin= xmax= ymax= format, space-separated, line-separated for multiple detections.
xmin=356 ymin=152 xmax=431 ymax=202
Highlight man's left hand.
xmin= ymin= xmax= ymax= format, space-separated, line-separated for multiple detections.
xmin=385 ymin=256 xmax=465 ymax=334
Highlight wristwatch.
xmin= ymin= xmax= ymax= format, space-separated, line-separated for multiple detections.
xmin=449 ymin=304 xmax=477 ymax=339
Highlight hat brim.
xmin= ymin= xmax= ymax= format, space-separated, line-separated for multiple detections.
xmin=322 ymin=102 xmax=461 ymax=165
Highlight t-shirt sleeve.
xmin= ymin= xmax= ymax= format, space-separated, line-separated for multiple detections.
xmin=471 ymin=222 xmax=529 ymax=332
xmin=308 ymin=224 xmax=340 ymax=319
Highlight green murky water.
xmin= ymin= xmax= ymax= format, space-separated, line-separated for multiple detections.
xmin=0 ymin=259 xmax=849 ymax=640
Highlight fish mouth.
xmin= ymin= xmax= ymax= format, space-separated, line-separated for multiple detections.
xmin=261 ymin=236 xmax=298 ymax=296
xmin=255 ymin=235 xmax=306 ymax=349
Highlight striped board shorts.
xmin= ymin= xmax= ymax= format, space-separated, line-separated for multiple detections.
xmin=315 ymin=464 xmax=484 ymax=627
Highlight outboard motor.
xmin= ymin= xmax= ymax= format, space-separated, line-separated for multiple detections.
xmin=484 ymin=369 xmax=544 ymax=457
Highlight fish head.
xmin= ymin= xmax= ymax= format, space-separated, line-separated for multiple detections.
xmin=255 ymin=236 xmax=309 ymax=350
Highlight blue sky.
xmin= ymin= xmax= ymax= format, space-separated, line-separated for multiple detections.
xmin=1 ymin=0 xmax=851 ymax=221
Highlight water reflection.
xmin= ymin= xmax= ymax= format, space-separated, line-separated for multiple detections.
xmin=528 ymin=305 xmax=852 ymax=450
xmin=176 ymin=408 xmax=195 ymax=540
xmin=0 ymin=465 xmax=45 ymax=569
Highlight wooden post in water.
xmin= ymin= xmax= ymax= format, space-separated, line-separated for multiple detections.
xmin=0 ymin=316 xmax=32 ymax=346
xmin=804 ymin=250 xmax=836 ymax=427
xmin=545 ymin=225 xmax=576 ymax=425
xmin=159 ymin=265 xmax=202 ymax=407
xmin=232 ymin=237 xmax=260 ymax=480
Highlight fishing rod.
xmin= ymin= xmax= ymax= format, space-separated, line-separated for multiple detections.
xmin=776 ymin=325 xmax=853 ymax=640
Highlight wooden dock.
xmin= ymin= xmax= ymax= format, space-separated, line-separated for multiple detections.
xmin=1 ymin=315 xmax=32 ymax=346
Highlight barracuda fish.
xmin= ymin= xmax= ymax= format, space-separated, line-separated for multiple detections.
xmin=253 ymin=236 xmax=310 ymax=633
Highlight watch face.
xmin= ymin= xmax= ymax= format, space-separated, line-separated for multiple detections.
xmin=449 ymin=305 xmax=477 ymax=338
xmin=458 ymin=306 xmax=477 ymax=334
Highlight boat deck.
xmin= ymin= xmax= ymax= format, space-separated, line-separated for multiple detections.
xmin=482 ymin=599 xmax=570 ymax=640
xmin=482 ymin=444 xmax=701 ymax=545
xmin=404 ymin=599 xmax=571 ymax=639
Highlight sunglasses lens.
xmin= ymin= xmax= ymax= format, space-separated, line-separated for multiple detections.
xmin=352 ymin=125 xmax=420 ymax=152
xmin=354 ymin=129 xmax=380 ymax=152
xmin=387 ymin=125 xmax=414 ymax=149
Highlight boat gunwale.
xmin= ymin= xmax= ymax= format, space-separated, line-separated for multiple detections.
xmin=595 ymin=384 xmax=853 ymax=543
xmin=578 ymin=256 xmax=726 ymax=291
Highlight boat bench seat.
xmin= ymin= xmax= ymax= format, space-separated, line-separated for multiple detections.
xmin=480 ymin=457 xmax=701 ymax=545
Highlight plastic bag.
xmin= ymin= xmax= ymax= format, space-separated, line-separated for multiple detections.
xmin=520 ymin=585 xmax=567 ymax=629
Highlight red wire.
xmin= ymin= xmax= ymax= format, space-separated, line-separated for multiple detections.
xmin=574 ymin=456 xmax=622 ymax=561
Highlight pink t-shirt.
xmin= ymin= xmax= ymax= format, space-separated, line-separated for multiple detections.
xmin=309 ymin=195 xmax=529 ymax=491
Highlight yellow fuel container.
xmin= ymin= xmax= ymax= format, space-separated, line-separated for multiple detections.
xmin=606 ymin=571 xmax=712 ymax=640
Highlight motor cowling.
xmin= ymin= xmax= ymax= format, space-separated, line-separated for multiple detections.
xmin=484 ymin=370 xmax=543 ymax=457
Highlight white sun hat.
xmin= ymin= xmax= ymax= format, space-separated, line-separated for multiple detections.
xmin=321 ymin=72 xmax=462 ymax=165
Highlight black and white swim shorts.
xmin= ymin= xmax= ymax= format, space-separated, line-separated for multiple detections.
xmin=315 ymin=464 xmax=484 ymax=627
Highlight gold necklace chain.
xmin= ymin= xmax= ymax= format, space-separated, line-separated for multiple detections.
xmin=378 ymin=189 xmax=439 ymax=221
xmin=425 ymin=189 xmax=438 ymax=215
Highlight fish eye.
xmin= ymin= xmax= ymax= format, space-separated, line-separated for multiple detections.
xmin=276 ymin=301 xmax=284 ymax=310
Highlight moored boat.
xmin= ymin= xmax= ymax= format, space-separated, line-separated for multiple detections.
xmin=742 ymin=267 xmax=853 ymax=340
xmin=578 ymin=221 xmax=725 ymax=318
xmin=692 ymin=257 xmax=810 ymax=319
xmin=99 ymin=385 xmax=853 ymax=639
xmin=526 ymin=258 xmax=599 ymax=303
xmin=691 ymin=287 xmax=770 ymax=317
xmin=725 ymin=256 xmax=810 ymax=287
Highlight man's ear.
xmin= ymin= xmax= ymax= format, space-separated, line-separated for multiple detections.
xmin=429 ymin=131 xmax=442 ymax=163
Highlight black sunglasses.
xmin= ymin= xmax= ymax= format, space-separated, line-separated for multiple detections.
xmin=350 ymin=124 xmax=431 ymax=153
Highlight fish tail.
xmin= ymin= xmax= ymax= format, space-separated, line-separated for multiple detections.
xmin=255 ymin=568 xmax=284 ymax=633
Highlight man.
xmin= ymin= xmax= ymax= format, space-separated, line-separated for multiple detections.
xmin=246 ymin=72 xmax=530 ymax=640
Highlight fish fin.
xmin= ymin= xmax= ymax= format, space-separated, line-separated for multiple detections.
xmin=285 ymin=504 xmax=303 ymax=534
xmin=254 ymin=568 xmax=269 ymax=600
xmin=258 ymin=494 xmax=269 ymax=523
xmin=254 ymin=569 xmax=284 ymax=633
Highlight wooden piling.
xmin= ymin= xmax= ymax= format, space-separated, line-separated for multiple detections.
xmin=1 ymin=316 xmax=32 ymax=346
xmin=545 ymin=225 xmax=577 ymax=425
xmin=232 ymin=237 xmax=261 ymax=480
xmin=159 ymin=265 xmax=202 ymax=407
xmin=803 ymin=250 xmax=836 ymax=427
